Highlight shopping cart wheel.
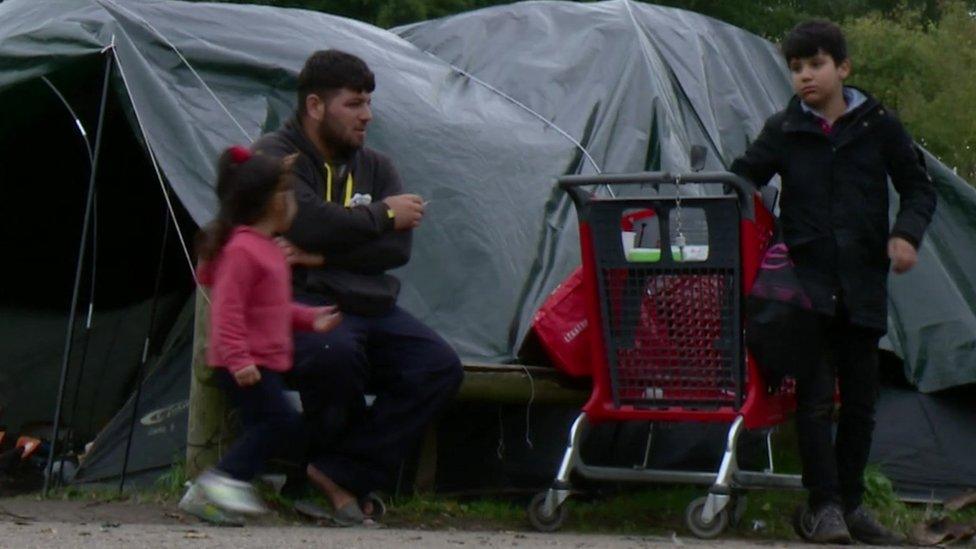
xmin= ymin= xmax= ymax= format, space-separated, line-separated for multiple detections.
xmin=527 ymin=492 xmax=568 ymax=532
xmin=683 ymin=496 xmax=729 ymax=539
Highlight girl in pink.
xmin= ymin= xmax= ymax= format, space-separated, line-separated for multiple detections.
xmin=193 ymin=146 xmax=340 ymax=515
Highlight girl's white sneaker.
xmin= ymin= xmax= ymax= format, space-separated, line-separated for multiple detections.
xmin=195 ymin=469 xmax=268 ymax=516
xmin=178 ymin=481 xmax=246 ymax=526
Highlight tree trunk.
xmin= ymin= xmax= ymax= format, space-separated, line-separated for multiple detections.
xmin=185 ymin=287 xmax=234 ymax=478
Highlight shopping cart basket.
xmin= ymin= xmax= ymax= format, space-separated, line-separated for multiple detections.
xmin=526 ymin=171 xmax=801 ymax=539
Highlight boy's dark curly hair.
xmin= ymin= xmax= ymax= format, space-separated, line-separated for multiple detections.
xmin=782 ymin=20 xmax=848 ymax=64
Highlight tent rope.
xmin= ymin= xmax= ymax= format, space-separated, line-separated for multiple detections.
xmin=519 ymin=365 xmax=535 ymax=450
xmin=97 ymin=0 xmax=253 ymax=143
xmin=110 ymin=40 xmax=209 ymax=304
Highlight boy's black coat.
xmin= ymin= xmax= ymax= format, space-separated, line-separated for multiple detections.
xmin=731 ymin=89 xmax=936 ymax=330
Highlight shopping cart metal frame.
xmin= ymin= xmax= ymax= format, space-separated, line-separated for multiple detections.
xmin=527 ymin=172 xmax=802 ymax=539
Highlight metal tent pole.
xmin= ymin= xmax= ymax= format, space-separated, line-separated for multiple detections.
xmin=43 ymin=52 xmax=114 ymax=496
xmin=64 ymin=198 xmax=97 ymax=464
xmin=40 ymin=77 xmax=98 ymax=480
xmin=119 ymin=209 xmax=170 ymax=493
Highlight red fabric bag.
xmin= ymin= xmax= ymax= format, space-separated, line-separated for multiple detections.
xmin=531 ymin=267 xmax=593 ymax=377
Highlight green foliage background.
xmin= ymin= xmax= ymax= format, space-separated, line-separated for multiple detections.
xmin=191 ymin=0 xmax=976 ymax=182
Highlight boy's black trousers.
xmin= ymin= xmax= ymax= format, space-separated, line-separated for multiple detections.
xmin=793 ymin=307 xmax=882 ymax=513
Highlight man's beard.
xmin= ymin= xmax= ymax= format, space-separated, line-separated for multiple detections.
xmin=317 ymin=117 xmax=360 ymax=160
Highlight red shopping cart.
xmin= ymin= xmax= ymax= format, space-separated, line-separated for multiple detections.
xmin=526 ymin=171 xmax=801 ymax=539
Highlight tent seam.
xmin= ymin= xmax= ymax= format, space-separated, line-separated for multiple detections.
xmin=416 ymin=50 xmax=603 ymax=176
xmin=96 ymin=0 xmax=253 ymax=143
xmin=620 ymin=0 xmax=728 ymax=168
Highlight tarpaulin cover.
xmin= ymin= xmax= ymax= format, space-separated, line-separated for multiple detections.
xmin=396 ymin=1 xmax=976 ymax=389
xmin=0 ymin=0 xmax=974 ymax=380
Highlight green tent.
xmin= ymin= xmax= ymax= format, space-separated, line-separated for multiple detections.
xmin=1 ymin=0 xmax=974 ymax=494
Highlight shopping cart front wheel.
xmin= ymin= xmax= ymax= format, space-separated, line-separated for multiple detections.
xmin=684 ymin=495 xmax=730 ymax=539
xmin=527 ymin=491 xmax=569 ymax=532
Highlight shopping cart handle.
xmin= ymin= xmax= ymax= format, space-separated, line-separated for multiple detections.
xmin=558 ymin=171 xmax=756 ymax=221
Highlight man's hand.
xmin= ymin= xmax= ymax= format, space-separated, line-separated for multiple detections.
xmin=888 ymin=236 xmax=918 ymax=274
xmin=276 ymin=237 xmax=325 ymax=267
xmin=383 ymin=194 xmax=425 ymax=230
xmin=312 ymin=305 xmax=343 ymax=333
xmin=233 ymin=365 xmax=262 ymax=387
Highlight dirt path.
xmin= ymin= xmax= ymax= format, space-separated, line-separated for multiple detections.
xmin=0 ymin=497 xmax=805 ymax=548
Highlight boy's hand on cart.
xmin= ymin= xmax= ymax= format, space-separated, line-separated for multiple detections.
xmin=888 ymin=236 xmax=918 ymax=274
xmin=313 ymin=305 xmax=342 ymax=333
xmin=276 ymin=237 xmax=324 ymax=267
xmin=234 ymin=365 xmax=262 ymax=387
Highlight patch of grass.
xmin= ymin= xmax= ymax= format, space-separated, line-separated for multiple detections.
xmin=387 ymin=495 xmax=523 ymax=529
xmin=48 ymin=483 xmax=130 ymax=504
xmin=45 ymin=458 xmax=190 ymax=504
xmin=863 ymin=464 xmax=915 ymax=531
xmin=151 ymin=458 xmax=189 ymax=502
xmin=385 ymin=487 xmax=806 ymax=537
xmin=859 ymin=466 xmax=976 ymax=537
xmin=570 ymin=487 xmax=697 ymax=534
xmin=559 ymin=487 xmax=805 ymax=537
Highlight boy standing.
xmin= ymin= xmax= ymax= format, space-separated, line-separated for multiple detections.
xmin=731 ymin=20 xmax=936 ymax=545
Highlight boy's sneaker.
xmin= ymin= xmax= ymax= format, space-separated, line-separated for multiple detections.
xmin=195 ymin=469 xmax=268 ymax=516
xmin=796 ymin=503 xmax=853 ymax=544
xmin=178 ymin=482 xmax=245 ymax=526
xmin=845 ymin=506 xmax=905 ymax=545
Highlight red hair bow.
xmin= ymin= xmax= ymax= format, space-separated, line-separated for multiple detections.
xmin=228 ymin=145 xmax=252 ymax=164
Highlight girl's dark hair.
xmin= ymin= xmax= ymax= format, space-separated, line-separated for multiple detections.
xmin=195 ymin=146 xmax=290 ymax=261
xmin=782 ymin=20 xmax=848 ymax=64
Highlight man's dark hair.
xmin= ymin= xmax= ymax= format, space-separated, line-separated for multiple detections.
xmin=297 ymin=49 xmax=376 ymax=116
xmin=781 ymin=20 xmax=848 ymax=64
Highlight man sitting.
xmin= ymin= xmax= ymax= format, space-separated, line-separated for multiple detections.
xmin=254 ymin=49 xmax=463 ymax=524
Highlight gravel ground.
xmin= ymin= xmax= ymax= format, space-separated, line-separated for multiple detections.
xmin=0 ymin=498 xmax=816 ymax=548
xmin=0 ymin=521 xmax=800 ymax=549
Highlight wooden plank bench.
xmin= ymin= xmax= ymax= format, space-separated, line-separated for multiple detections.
xmin=186 ymin=290 xmax=589 ymax=486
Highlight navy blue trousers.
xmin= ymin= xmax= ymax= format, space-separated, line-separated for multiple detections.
xmin=290 ymin=296 xmax=463 ymax=496
xmin=214 ymin=368 xmax=304 ymax=482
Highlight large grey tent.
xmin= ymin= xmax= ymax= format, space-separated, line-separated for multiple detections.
xmin=394 ymin=0 xmax=976 ymax=389
xmin=1 ymin=0 xmax=975 ymax=495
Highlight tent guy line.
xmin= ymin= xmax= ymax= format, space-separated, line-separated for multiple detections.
xmin=109 ymin=39 xmax=206 ymax=300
